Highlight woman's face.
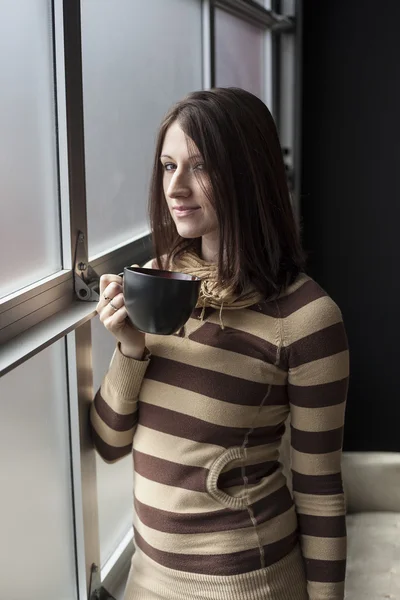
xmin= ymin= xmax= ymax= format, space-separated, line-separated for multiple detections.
xmin=160 ymin=121 xmax=219 ymax=241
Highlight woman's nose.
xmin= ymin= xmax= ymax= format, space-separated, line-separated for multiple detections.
xmin=167 ymin=169 xmax=191 ymax=198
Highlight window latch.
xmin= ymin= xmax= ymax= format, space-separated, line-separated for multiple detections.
xmin=74 ymin=231 xmax=100 ymax=302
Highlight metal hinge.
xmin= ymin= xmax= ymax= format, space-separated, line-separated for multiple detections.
xmin=74 ymin=231 xmax=100 ymax=302
xmin=88 ymin=563 xmax=116 ymax=600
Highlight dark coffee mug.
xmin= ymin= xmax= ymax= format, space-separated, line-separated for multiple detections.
xmin=122 ymin=267 xmax=201 ymax=335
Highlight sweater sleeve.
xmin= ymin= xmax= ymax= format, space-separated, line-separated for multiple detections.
xmin=285 ymin=295 xmax=349 ymax=600
xmin=90 ymin=343 xmax=151 ymax=463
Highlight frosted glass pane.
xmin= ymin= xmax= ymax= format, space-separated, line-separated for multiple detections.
xmin=215 ymin=9 xmax=265 ymax=99
xmin=82 ymin=0 xmax=203 ymax=258
xmin=0 ymin=341 xmax=77 ymax=600
xmin=0 ymin=1 xmax=61 ymax=298
xmin=91 ymin=315 xmax=134 ymax=566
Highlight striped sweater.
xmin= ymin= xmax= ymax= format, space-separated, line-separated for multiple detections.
xmin=90 ymin=273 xmax=349 ymax=600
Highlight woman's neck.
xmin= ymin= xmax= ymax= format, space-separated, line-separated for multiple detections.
xmin=200 ymin=233 xmax=219 ymax=264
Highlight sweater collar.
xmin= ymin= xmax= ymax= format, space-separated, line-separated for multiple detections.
xmin=171 ymin=249 xmax=263 ymax=317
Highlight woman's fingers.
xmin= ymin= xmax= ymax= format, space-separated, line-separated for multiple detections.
xmin=104 ymin=305 xmax=129 ymax=331
xmin=95 ymin=269 xmax=145 ymax=352
xmin=99 ymin=292 xmax=124 ymax=321
xmin=102 ymin=295 xmax=130 ymax=333
xmin=97 ymin=278 xmax=123 ymax=313
xmin=99 ymin=274 xmax=123 ymax=297
xmin=105 ymin=292 xmax=124 ymax=314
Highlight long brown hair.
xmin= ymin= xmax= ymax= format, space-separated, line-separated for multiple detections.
xmin=149 ymin=87 xmax=305 ymax=298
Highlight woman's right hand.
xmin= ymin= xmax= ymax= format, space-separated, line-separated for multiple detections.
xmin=97 ymin=270 xmax=146 ymax=359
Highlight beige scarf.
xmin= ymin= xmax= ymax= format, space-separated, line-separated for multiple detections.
xmin=171 ymin=249 xmax=263 ymax=329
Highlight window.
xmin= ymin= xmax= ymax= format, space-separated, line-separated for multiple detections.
xmin=0 ymin=340 xmax=77 ymax=600
xmin=0 ymin=1 xmax=61 ymax=298
xmin=215 ymin=8 xmax=265 ymax=100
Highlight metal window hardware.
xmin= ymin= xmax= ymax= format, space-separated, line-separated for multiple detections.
xmin=88 ymin=563 xmax=116 ymax=600
xmin=74 ymin=231 xmax=100 ymax=302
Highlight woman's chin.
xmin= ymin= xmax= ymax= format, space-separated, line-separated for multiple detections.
xmin=175 ymin=225 xmax=203 ymax=239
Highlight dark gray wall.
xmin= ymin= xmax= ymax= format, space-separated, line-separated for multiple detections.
xmin=301 ymin=0 xmax=400 ymax=451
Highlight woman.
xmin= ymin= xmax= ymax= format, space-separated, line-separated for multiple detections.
xmin=91 ymin=88 xmax=349 ymax=600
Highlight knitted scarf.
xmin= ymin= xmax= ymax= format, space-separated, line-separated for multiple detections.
xmin=171 ymin=249 xmax=263 ymax=328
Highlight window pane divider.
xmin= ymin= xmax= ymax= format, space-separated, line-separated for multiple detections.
xmin=0 ymin=232 xmax=152 ymax=346
xmin=90 ymin=233 xmax=152 ymax=278
xmin=213 ymin=0 xmax=294 ymax=30
xmin=0 ymin=270 xmax=72 ymax=314
xmin=0 ymin=301 xmax=95 ymax=378
xmin=202 ymin=0 xmax=214 ymax=88
xmin=292 ymin=0 xmax=303 ymax=223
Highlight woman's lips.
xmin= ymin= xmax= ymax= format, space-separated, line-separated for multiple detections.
xmin=173 ymin=206 xmax=200 ymax=217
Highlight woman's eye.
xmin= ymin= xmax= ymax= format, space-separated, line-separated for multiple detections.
xmin=162 ymin=162 xmax=205 ymax=173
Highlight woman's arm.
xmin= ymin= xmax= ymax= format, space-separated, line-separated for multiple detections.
xmin=286 ymin=294 xmax=349 ymax=600
xmin=90 ymin=258 xmax=156 ymax=462
xmin=90 ymin=344 xmax=151 ymax=463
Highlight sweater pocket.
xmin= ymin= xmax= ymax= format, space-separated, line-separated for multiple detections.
xmin=206 ymin=447 xmax=249 ymax=510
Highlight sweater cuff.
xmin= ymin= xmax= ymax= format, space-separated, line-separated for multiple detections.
xmin=107 ymin=343 xmax=151 ymax=399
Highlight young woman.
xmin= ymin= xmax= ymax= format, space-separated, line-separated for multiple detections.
xmin=91 ymin=88 xmax=349 ymax=600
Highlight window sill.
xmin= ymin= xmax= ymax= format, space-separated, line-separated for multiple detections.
xmin=0 ymin=300 xmax=96 ymax=377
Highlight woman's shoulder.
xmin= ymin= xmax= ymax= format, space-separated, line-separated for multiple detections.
xmin=256 ymin=273 xmax=344 ymax=331
xmin=276 ymin=273 xmax=345 ymax=344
